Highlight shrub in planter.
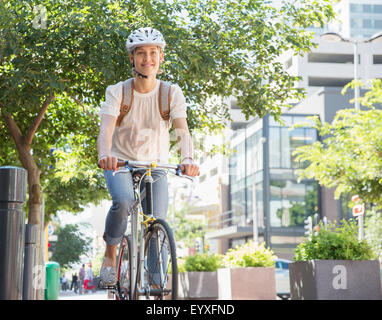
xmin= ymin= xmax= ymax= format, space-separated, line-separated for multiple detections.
xmin=294 ymin=219 xmax=376 ymax=261
xmin=290 ymin=219 xmax=381 ymax=300
xmin=177 ymin=253 xmax=223 ymax=300
xmin=183 ymin=253 xmax=224 ymax=272
xmin=218 ymin=241 xmax=277 ymax=300
xmin=223 ymin=241 xmax=277 ymax=268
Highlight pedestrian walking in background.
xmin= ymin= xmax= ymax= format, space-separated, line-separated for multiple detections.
xmin=84 ymin=263 xmax=96 ymax=293
xmin=78 ymin=264 xmax=85 ymax=294
xmin=62 ymin=274 xmax=68 ymax=291
xmin=71 ymin=273 xmax=78 ymax=293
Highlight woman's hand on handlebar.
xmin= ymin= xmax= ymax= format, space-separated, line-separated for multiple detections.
xmin=98 ymin=156 xmax=119 ymax=171
xmin=180 ymin=158 xmax=200 ymax=177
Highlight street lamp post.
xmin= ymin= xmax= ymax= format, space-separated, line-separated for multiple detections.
xmin=320 ymin=31 xmax=382 ymax=109
xmin=319 ymin=31 xmax=382 ymax=240
xmin=353 ymin=41 xmax=359 ymax=110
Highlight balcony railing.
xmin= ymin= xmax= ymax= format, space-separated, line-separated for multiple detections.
xmin=207 ymin=210 xmax=248 ymax=231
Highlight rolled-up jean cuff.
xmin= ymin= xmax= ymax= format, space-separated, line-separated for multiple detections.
xmin=104 ymin=233 xmax=123 ymax=246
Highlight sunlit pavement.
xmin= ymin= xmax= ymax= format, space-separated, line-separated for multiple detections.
xmin=58 ymin=289 xmax=110 ymax=300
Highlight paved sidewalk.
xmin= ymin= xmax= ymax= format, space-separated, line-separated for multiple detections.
xmin=58 ymin=289 xmax=110 ymax=300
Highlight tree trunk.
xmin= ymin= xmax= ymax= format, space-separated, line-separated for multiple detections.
xmin=2 ymin=93 xmax=54 ymax=299
xmin=13 ymin=142 xmax=45 ymax=299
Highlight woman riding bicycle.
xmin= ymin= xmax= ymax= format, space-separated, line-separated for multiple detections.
xmin=97 ymin=27 xmax=199 ymax=286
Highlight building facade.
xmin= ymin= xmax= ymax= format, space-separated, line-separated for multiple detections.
xmin=203 ymin=88 xmax=359 ymax=259
xmin=193 ymin=0 xmax=382 ymax=259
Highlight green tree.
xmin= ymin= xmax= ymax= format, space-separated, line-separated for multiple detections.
xmin=364 ymin=208 xmax=382 ymax=258
xmin=51 ymin=223 xmax=92 ymax=270
xmin=292 ymin=79 xmax=382 ymax=208
xmin=172 ymin=201 xmax=205 ymax=249
xmin=0 ymin=0 xmax=335 ymax=242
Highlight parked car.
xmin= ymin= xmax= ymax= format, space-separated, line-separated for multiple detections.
xmin=275 ymin=259 xmax=291 ymax=300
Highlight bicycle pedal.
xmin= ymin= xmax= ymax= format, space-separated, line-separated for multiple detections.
xmin=98 ymin=281 xmax=117 ymax=290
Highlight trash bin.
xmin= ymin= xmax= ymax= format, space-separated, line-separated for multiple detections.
xmin=0 ymin=166 xmax=27 ymax=300
xmin=45 ymin=262 xmax=60 ymax=300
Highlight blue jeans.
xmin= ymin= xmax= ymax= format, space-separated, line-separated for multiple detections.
xmin=103 ymin=169 xmax=169 ymax=246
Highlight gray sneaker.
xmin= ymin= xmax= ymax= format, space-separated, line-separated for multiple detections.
xmin=100 ymin=265 xmax=117 ymax=286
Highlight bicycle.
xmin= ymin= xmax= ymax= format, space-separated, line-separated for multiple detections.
xmin=99 ymin=160 xmax=193 ymax=300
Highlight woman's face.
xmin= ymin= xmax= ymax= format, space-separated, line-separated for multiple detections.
xmin=130 ymin=45 xmax=164 ymax=77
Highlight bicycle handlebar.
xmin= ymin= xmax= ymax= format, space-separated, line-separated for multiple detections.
xmin=99 ymin=160 xmax=194 ymax=181
xmin=117 ymin=160 xmax=179 ymax=171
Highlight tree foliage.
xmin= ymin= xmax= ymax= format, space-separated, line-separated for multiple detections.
xmin=0 ymin=0 xmax=336 ymax=226
xmin=364 ymin=208 xmax=382 ymax=258
xmin=172 ymin=201 xmax=205 ymax=248
xmin=293 ymin=79 xmax=382 ymax=208
xmin=51 ymin=223 xmax=92 ymax=270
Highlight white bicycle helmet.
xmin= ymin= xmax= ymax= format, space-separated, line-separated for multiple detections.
xmin=126 ymin=27 xmax=166 ymax=52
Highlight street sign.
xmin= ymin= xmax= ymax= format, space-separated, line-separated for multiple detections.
xmin=48 ymin=234 xmax=57 ymax=241
xmin=352 ymin=203 xmax=365 ymax=217
xmin=351 ymin=195 xmax=365 ymax=240
xmin=47 ymin=224 xmax=54 ymax=236
xmin=351 ymin=195 xmax=360 ymax=203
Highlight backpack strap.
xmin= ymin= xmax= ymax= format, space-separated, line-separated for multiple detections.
xmin=115 ymin=79 xmax=172 ymax=126
xmin=116 ymin=78 xmax=134 ymax=127
xmin=159 ymin=80 xmax=171 ymax=121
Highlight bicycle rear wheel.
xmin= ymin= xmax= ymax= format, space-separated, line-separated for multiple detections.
xmin=115 ymin=235 xmax=132 ymax=300
xmin=137 ymin=219 xmax=178 ymax=300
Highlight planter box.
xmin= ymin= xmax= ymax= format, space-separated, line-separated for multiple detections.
xmin=177 ymin=271 xmax=218 ymax=300
xmin=289 ymin=260 xmax=382 ymax=300
xmin=217 ymin=267 xmax=276 ymax=300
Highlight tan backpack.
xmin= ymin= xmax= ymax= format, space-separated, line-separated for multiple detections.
xmin=116 ymin=78 xmax=172 ymax=127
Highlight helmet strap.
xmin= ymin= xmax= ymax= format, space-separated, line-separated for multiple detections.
xmin=131 ymin=61 xmax=148 ymax=79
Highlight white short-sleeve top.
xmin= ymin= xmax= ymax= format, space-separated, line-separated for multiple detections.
xmin=99 ymin=79 xmax=187 ymax=163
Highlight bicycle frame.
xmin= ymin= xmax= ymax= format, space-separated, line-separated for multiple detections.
xmin=115 ymin=160 xmax=191 ymax=299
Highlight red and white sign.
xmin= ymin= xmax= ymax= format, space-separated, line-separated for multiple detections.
xmin=352 ymin=203 xmax=365 ymax=217
xmin=351 ymin=195 xmax=360 ymax=203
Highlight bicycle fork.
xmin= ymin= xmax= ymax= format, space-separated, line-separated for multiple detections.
xmin=130 ymin=206 xmax=139 ymax=299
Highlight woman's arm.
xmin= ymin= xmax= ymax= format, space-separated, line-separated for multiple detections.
xmin=97 ymin=114 xmax=118 ymax=171
xmin=172 ymin=118 xmax=200 ymax=177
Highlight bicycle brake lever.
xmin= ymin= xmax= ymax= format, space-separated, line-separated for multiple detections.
xmin=174 ymin=166 xmax=194 ymax=182
xmin=112 ymin=165 xmax=133 ymax=176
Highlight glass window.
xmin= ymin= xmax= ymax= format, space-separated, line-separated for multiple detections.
xmin=363 ymin=19 xmax=372 ymax=28
xmin=281 ymin=127 xmax=291 ymax=168
xmin=269 ymin=178 xmax=318 ymax=228
xmin=269 ymin=127 xmax=281 ymax=168
xmin=350 ymin=4 xmax=361 ymax=12
xmin=269 ymin=117 xmax=317 ymax=169
xmin=230 ymin=141 xmax=245 ymax=184
xmin=246 ymin=130 xmax=262 ymax=176
xmin=351 ymin=18 xmax=360 ymax=28
xmin=363 ymin=4 xmax=372 ymax=13
xmin=375 ymin=20 xmax=382 ymax=29
xmin=255 ymin=180 xmax=264 ymax=228
xmin=231 ymin=183 xmax=246 ymax=226
xmin=289 ymin=128 xmax=307 ymax=169
xmin=375 ymin=5 xmax=382 ymax=13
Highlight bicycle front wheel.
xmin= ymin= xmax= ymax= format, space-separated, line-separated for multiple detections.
xmin=138 ymin=219 xmax=178 ymax=300
xmin=116 ymin=235 xmax=132 ymax=300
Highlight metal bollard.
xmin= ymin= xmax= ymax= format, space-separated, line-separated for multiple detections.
xmin=0 ymin=166 xmax=27 ymax=300
xmin=23 ymin=224 xmax=38 ymax=300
